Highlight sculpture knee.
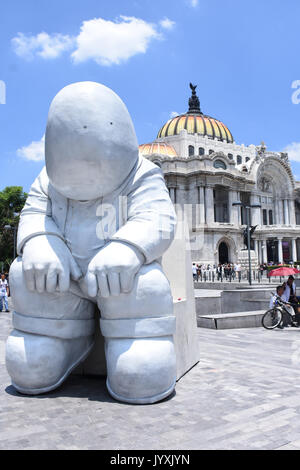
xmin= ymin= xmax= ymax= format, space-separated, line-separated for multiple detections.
xmin=9 ymin=257 xmax=94 ymax=322
xmin=9 ymin=257 xmax=23 ymax=297
xmin=98 ymin=261 xmax=173 ymax=319
xmin=9 ymin=257 xmax=48 ymax=314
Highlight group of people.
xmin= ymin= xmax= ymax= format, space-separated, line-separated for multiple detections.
xmin=0 ymin=273 xmax=9 ymax=312
xmin=269 ymin=275 xmax=300 ymax=329
xmin=216 ymin=263 xmax=242 ymax=281
xmin=192 ymin=263 xmax=242 ymax=282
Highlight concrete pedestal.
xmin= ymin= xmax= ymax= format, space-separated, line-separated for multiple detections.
xmin=238 ymin=250 xmax=258 ymax=270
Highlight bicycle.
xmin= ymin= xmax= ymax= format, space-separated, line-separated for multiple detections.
xmin=261 ymin=293 xmax=298 ymax=330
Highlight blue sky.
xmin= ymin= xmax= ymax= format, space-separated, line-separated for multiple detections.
xmin=1 ymin=0 xmax=300 ymax=191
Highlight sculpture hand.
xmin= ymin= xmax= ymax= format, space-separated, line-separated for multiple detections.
xmin=22 ymin=235 xmax=82 ymax=293
xmin=84 ymin=241 xmax=144 ymax=298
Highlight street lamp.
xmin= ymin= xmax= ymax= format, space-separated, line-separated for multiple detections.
xmin=232 ymin=201 xmax=261 ymax=285
xmin=4 ymin=224 xmax=17 ymax=260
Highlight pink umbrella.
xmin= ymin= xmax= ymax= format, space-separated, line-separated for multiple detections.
xmin=268 ymin=267 xmax=300 ymax=277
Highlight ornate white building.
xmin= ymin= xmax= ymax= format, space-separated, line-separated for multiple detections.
xmin=139 ymin=84 xmax=300 ymax=267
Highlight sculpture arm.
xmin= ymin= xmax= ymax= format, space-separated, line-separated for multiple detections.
xmin=111 ymin=162 xmax=177 ymax=264
xmin=17 ymin=167 xmax=65 ymax=255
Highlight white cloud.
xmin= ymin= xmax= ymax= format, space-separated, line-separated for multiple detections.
xmin=282 ymin=142 xmax=300 ymax=162
xmin=12 ymin=16 xmax=174 ymax=66
xmin=160 ymin=18 xmax=176 ymax=30
xmin=71 ymin=16 xmax=162 ymax=66
xmin=12 ymin=32 xmax=75 ymax=60
xmin=17 ymin=135 xmax=45 ymax=161
xmin=189 ymin=0 xmax=199 ymax=7
xmin=170 ymin=111 xmax=180 ymax=117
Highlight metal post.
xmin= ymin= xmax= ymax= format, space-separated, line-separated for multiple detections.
xmin=247 ymin=207 xmax=252 ymax=285
xmin=13 ymin=226 xmax=16 ymax=260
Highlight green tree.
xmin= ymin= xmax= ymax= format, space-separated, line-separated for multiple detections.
xmin=0 ymin=186 xmax=27 ymax=272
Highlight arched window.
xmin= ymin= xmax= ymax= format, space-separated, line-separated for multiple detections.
xmin=188 ymin=145 xmax=194 ymax=156
xmin=213 ymin=159 xmax=227 ymax=170
xmin=199 ymin=147 xmax=205 ymax=156
xmin=228 ymin=153 xmax=233 ymax=160
xmin=237 ymin=155 xmax=242 ymax=164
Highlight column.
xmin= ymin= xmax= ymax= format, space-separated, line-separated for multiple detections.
xmin=188 ymin=185 xmax=198 ymax=230
xmin=169 ymin=187 xmax=175 ymax=204
xmin=229 ymin=190 xmax=239 ymax=225
xmin=198 ymin=186 xmax=205 ymax=224
xmin=279 ymin=200 xmax=284 ymax=225
xmin=278 ymin=238 xmax=283 ymax=263
xmin=262 ymin=240 xmax=267 ymax=263
xmin=205 ymin=186 xmax=214 ymax=225
xmin=236 ymin=191 xmax=241 ymax=225
xmin=284 ymin=199 xmax=289 ymax=225
xmin=253 ymin=239 xmax=258 ymax=260
xmin=259 ymin=240 xmax=263 ymax=264
xmin=257 ymin=240 xmax=261 ymax=264
xmin=289 ymin=199 xmax=296 ymax=226
xmin=274 ymin=199 xmax=279 ymax=225
xmin=250 ymin=194 xmax=261 ymax=226
xmin=292 ymin=238 xmax=297 ymax=262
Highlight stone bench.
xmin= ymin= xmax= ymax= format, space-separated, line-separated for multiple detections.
xmin=198 ymin=310 xmax=266 ymax=330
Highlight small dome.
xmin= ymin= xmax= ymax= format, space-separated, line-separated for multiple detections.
xmin=139 ymin=142 xmax=177 ymax=157
xmin=157 ymin=83 xmax=234 ymax=143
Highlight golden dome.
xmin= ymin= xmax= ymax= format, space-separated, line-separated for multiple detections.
xmin=157 ymin=83 xmax=234 ymax=143
xmin=139 ymin=142 xmax=177 ymax=157
xmin=157 ymin=113 xmax=234 ymax=143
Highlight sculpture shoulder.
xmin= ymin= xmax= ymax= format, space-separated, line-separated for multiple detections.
xmin=132 ymin=157 xmax=164 ymax=185
xmin=33 ymin=167 xmax=66 ymax=203
xmin=31 ymin=166 xmax=50 ymax=196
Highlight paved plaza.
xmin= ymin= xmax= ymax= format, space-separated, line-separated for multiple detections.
xmin=2 ymin=299 xmax=300 ymax=450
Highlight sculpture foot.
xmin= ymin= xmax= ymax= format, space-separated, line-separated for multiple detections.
xmin=6 ymin=330 xmax=94 ymax=395
xmin=106 ymin=377 xmax=176 ymax=404
xmin=103 ymin=335 xmax=177 ymax=405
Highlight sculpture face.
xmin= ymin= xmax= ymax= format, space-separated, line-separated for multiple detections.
xmin=45 ymin=81 xmax=139 ymax=200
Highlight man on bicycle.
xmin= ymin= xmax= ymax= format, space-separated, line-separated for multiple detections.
xmin=282 ymin=276 xmax=300 ymax=326
xmin=269 ymin=285 xmax=292 ymax=329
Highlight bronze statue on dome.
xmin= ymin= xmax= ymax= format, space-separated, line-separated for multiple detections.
xmin=188 ymin=83 xmax=201 ymax=114
xmin=190 ymin=83 xmax=197 ymax=93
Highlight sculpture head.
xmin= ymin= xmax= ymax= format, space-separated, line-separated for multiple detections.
xmin=45 ymin=81 xmax=139 ymax=200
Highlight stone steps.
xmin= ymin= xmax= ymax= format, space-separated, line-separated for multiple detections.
xmin=198 ymin=310 xmax=265 ymax=330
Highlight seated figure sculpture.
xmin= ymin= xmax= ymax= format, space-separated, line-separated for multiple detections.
xmin=5 ymin=81 xmax=177 ymax=404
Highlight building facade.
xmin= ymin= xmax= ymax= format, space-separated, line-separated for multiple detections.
xmin=139 ymin=84 xmax=300 ymax=267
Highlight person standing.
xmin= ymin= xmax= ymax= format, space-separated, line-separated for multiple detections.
xmin=282 ymin=275 xmax=300 ymax=325
xmin=235 ymin=262 xmax=242 ymax=282
xmin=217 ymin=264 xmax=222 ymax=281
xmin=282 ymin=276 xmax=297 ymax=303
xmin=0 ymin=273 xmax=9 ymax=312
xmin=192 ymin=263 xmax=197 ymax=282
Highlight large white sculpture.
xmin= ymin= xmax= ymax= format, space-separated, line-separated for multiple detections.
xmin=5 ymin=82 xmax=177 ymax=404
